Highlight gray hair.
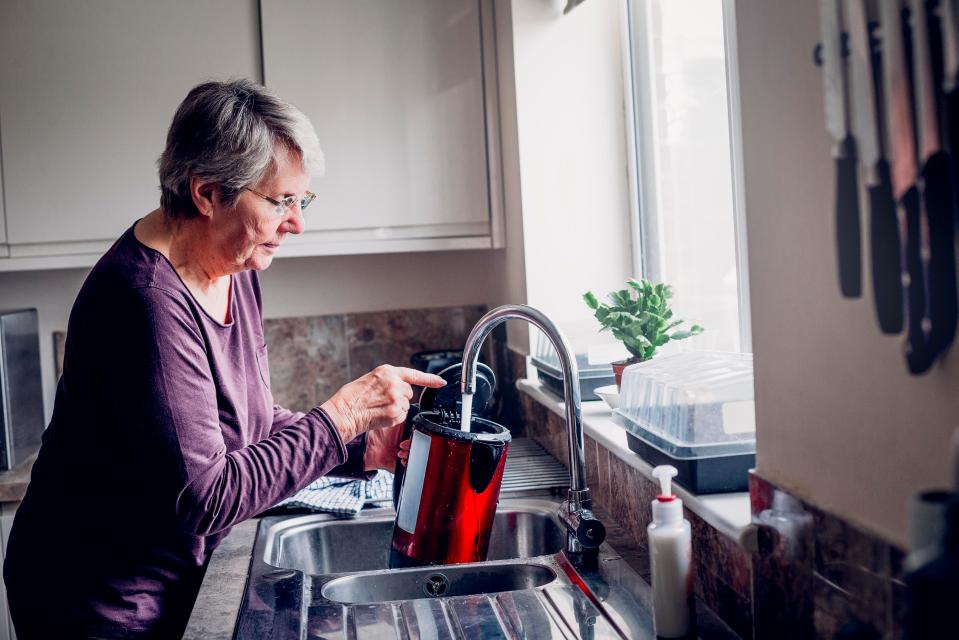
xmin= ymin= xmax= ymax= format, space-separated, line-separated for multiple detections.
xmin=158 ymin=79 xmax=324 ymax=218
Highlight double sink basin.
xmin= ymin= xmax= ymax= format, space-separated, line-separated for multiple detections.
xmin=234 ymin=497 xmax=656 ymax=639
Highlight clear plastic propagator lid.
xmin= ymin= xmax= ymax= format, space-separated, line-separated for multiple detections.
xmin=615 ymin=351 xmax=755 ymax=447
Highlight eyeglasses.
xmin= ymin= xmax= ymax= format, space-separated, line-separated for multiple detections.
xmin=245 ymin=187 xmax=316 ymax=217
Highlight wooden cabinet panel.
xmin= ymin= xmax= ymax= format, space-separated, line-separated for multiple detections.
xmin=0 ymin=0 xmax=261 ymax=246
xmin=261 ymin=0 xmax=492 ymax=233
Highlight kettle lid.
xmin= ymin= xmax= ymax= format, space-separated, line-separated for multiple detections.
xmin=418 ymin=362 xmax=495 ymax=418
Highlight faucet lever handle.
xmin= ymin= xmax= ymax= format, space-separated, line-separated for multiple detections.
xmin=560 ymin=500 xmax=607 ymax=550
xmin=573 ymin=509 xmax=606 ymax=549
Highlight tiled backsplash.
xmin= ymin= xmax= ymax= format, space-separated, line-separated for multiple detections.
xmin=265 ymin=305 xmax=487 ymax=411
xmin=749 ymin=473 xmax=908 ymax=640
xmin=54 ymin=304 xmax=488 ymax=412
xmin=262 ymin=315 xmax=351 ymax=411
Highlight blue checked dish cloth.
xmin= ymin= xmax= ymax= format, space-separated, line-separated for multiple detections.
xmin=275 ymin=470 xmax=394 ymax=517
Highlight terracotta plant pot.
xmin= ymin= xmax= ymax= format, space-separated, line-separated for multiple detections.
xmin=611 ymin=356 xmax=644 ymax=390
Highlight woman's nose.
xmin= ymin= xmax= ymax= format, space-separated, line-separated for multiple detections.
xmin=283 ymin=207 xmax=305 ymax=234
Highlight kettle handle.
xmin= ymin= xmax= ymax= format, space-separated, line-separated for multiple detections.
xmin=392 ymin=405 xmax=420 ymax=511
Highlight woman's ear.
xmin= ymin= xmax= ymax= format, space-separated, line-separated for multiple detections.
xmin=189 ymin=176 xmax=218 ymax=218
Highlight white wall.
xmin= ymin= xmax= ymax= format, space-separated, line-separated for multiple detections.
xmin=736 ymin=0 xmax=959 ymax=547
xmin=0 ymin=249 xmax=498 ymax=424
xmin=259 ymin=250 xmax=498 ymax=318
xmin=486 ymin=0 xmax=529 ymax=353
xmin=0 ymin=267 xmax=88 ymax=422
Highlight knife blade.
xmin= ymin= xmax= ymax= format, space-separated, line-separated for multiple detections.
xmin=847 ymin=0 xmax=882 ymax=179
xmin=820 ymin=0 xmax=863 ymax=298
xmin=911 ymin=0 xmax=958 ymax=366
xmin=847 ymin=0 xmax=904 ymax=332
xmin=882 ymin=0 xmax=919 ymax=197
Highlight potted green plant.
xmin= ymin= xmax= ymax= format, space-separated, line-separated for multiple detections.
xmin=584 ymin=279 xmax=703 ymax=388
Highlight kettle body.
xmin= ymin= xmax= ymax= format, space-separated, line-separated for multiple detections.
xmin=390 ymin=411 xmax=510 ymax=568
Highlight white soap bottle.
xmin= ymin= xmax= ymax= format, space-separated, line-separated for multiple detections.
xmin=647 ymin=465 xmax=694 ymax=638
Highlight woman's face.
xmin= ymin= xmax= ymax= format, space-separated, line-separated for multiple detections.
xmin=211 ymin=145 xmax=310 ymax=273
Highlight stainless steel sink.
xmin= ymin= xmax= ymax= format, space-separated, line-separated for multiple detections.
xmin=321 ymin=561 xmax=557 ymax=604
xmin=263 ymin=499 xmax=566 ymax=574
xmin=235 ymin=497 xmax=656 ymax=639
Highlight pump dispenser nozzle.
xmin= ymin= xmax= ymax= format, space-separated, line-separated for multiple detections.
xmin=652 ymin=465 xmax=678 ymax=501
xmin=651 ymin=465 xmax=682 ymax=525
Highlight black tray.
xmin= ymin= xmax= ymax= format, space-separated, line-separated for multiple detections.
xmin=615 ymin=413 xmax=754 ymax=494
xmin=531 ymin=354 xmax=615 ymax=401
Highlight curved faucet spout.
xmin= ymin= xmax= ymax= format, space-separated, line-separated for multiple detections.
xmin=461 ymin=305 xmax=585 ymax=490
xmin=461 ymin=304 xmax=605 ymax=560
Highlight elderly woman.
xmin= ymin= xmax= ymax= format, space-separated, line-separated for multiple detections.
xmin=3 ymin=79 xmax=441 ymax=638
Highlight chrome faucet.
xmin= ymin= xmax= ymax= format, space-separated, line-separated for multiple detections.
xmin=461 ymin=304 xmax=606 ymax=564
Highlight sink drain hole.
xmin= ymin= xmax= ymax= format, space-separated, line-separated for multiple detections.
xmin=422 ymin=573 xmax=449 ymax=598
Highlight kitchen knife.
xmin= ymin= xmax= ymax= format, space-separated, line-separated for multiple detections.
xmin=821 ymin=0 xmax=863 ymax=298
xmin=941 ymin=0 xmax=959 ymax=221
xmin=911 ymin=0 xmax=958 ymax=364
xmin=882 ymin=0 xmax=933 ymax=373
xmin=847 ymin=0 xmax=904 ymax=333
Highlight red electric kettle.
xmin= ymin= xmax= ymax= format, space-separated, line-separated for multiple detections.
xmin=390 ymin=364 xmax=506 ymax=568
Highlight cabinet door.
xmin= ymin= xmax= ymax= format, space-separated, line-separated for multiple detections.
xmin=0 ymin=0 xmax=261 ymax=247
xmin=261 ymin=0 xmax=492 ymax=234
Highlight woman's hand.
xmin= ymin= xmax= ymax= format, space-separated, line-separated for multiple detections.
xmin=363 ymin=426 xmax=410 ymax=471
xmin=321 ymin=365 xmax=445 ymax=444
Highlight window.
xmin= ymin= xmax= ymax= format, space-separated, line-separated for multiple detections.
xmin=626 ymin=0 xmax=750 ymax=353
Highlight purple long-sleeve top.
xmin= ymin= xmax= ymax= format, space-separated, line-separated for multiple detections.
xmin=3 ymin=225 xmax=367 ymax=638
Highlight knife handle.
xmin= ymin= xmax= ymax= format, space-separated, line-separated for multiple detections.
xmin=921 ymin=151 xmax=959 ymax=358
xmin=902 ymin=186 xmax=935 ymax=374
xmin=869 ymin=160 xmax=904 ymax=333
xmin=947 ymin=88 xmax=959 ymax=186
xmin=836 ymin=135 xmax=863 ymax=298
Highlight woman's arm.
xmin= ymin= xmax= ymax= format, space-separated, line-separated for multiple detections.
xmin=272 ymin=405 xmax=371 ymax=479
xmin=108 ymin=287 xmax=442 ymax=536
xmin=108 ymin=287 xmax=352 ymax=536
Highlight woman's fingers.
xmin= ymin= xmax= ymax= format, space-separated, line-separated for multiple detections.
xmin=325 ymin=365 xmax=448 ymax=440
xmin=363 ymin=423 xmax=406 ymax=471
xmin=396 ymin=437 xmax=412 ymax=467
xmin=395 ymin=367 xmax=447 ymax=389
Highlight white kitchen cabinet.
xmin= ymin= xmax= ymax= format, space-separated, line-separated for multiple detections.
xmin=259 ymin=0 xmax=505 ymax=256
xmin=0 ymin=0 xmax=504 ymax=271
xmin=0 ymin=0 xmax=261 ymax=269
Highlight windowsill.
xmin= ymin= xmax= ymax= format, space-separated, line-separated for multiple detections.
xmin=517 ymin=378 xmax=753 ymax=545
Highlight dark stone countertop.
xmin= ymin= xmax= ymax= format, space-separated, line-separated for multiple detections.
xmin=183 ymin=518 xmax=259 ymax=640
xmin=0 ymin=453 xmax=36 ymax=503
